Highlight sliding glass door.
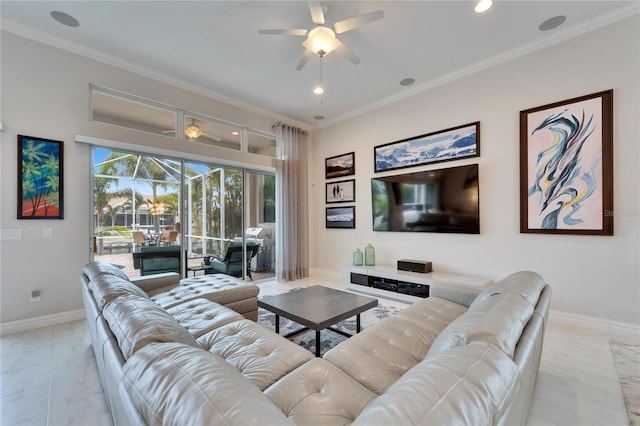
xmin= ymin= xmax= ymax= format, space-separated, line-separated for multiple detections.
xmin=91 ymin=147 xmax=275 ymax=282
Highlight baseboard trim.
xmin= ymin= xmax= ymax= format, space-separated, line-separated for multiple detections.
xmin=550 ymin=309 xmax=640 ymax=335
xmin=0 ymin=309 xmax=85 ymax=336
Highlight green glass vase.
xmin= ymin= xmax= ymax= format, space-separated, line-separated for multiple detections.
xmin=364 ymin=243 xmax=375 ymax=266
xmin=353 ymin=248 xmax=363 ymax=266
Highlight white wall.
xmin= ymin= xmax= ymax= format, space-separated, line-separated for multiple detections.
xmin=0 ymin=32 xmax=279 ymax=324
xmin=311 ymin=16 xmax=640 ymax=325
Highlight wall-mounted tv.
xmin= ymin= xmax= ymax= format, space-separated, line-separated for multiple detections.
xmin=371 ymin=164 xmax=479 ymax=234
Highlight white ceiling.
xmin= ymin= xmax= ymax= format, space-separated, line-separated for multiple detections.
xmin=1 ymin=1 xmax=637 ymax=128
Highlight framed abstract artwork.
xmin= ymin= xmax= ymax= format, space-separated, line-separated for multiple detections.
xmin=325 ymin=179 xmax=355 ymax=204
xmin=17 ymin=135 xmax=64 ymax=219
xmin=326 ymin=206 xmax=355 ymax=229
xmin=325 ymin=152 xmax=355 ymax=179
xmin=374 ymin=122 xmax=480 ymax=173
xmin=519 ymin=90 xmax=613 ymax=235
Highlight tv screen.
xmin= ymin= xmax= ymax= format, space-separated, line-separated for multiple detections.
xmin=371 ymin=164 xmax=479 ymax=234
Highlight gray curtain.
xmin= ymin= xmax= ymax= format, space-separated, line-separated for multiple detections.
xmin=274 ymin=123 xmax=309 ymax=281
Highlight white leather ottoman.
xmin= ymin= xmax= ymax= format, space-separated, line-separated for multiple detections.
xmin=146 ymin=274 xmax=260 ymax=320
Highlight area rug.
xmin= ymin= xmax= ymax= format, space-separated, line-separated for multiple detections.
xmin=258 ymin=300 xmax=403 ymax=357
xmin=610 ymin=340 xmax=640 ymax=425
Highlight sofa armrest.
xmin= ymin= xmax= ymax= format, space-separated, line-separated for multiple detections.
xmin=130 ymin=272 xmax=180 ymax=292
xmin=429 ymin=285 xmax=480 ymax=307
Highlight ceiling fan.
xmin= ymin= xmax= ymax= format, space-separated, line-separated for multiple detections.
xmin=258 ymin=1 xmax=384 ymax=71
xmin=162 ymin=119 xmax=222 ymax=142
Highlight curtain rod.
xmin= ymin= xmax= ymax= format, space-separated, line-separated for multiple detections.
xmin=272 ymin=122 xmax=308 ymax=135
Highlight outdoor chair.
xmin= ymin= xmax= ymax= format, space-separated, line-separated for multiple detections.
xmin=132 ymin=231 xmax=147 ymax=245
xmin=159 ymin=230 xmax=179 ymax=246
xmin=206 ymin=241 xmax=260 ymax=280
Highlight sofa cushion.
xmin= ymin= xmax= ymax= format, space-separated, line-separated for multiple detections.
xmin=197 ymin=319 xmax=314 ymax=391
xmin=352 ymin=342 xmax=520 ymax=426
xmin=165 ymin=298 xmax=245 ymax=338
xmin=179 ymin=274 xmax=260 ymax=304
xmin=427 ymin=271 xmax=546 ymax=359
xmin=474 ymin=270 xmax=545 ymax=306
xmin=264 ymin=358 xmax=377 ymax=425
xmin=87 ymin=274 xmax=149 ymax=310
xmin=102 ymin=294 xmax=198 ymax=359
xmin=83 ymin=261 xmax=129 ymax=281
xmin=147 ymin=275 xmax=259 ymax=310
xmin=324 ymin=296 xmax=467 ymax=395
xmin=123 ymin=342 xmax=293 ymax=426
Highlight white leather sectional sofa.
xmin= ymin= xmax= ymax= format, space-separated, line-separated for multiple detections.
xmin=81 ymin=261 xmax=551 ymax=425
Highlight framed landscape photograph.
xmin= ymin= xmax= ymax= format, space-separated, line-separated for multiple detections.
xmin=325 ymin=152 xmax=355 ymax=179
xmin=326 ymin=179 xmax=355 ymax=204
xmin=17 ymin=135 xmax=64 ymax=219
xmin=519 ymin=89 xmax=613 ymax=235
xmin=374 ymin=122 xmax=480 ymax=173
xmin=326 ymin=206 xmax=355 ymax=229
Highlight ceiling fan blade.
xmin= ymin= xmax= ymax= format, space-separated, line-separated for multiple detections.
xmin=334 ymin=42 xmax=361 ymax=65
xmin=308 ymin=0 xmax=325 ymax=25
xmin=258 ymin=29 xmax=308 ymax=36
xmin=296 ymin=49 xmax=315 ymax=71
xmin=333 ymin=10 xmax=384 ymax=34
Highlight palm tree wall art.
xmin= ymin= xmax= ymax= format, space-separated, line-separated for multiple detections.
xmin=18 ymin=135 xmax=64 ymax=219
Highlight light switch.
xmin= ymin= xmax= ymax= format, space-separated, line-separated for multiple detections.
xmin=43 ymin=228 xmax=53 ymax=239
xmin=0 ymin=229 xmax=22 ymax=240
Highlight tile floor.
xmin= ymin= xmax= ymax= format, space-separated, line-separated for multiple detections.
xmin=1 ymin=274 xmax=637 ymax=425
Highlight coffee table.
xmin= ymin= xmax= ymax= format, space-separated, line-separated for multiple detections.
xmin=258 ymin=286 xmax=378 ymax=357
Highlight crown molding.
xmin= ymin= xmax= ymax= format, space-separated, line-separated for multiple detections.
xmin=314 ymin=3 xmax=640 ymax=130
xmin=2 ymin=2 xmax=637 ymax=133
xmin=0 ymin=19 xmax=311 ymax=132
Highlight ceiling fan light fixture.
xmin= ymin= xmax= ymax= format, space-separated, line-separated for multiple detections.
xmin=185 ymin=120 xmax=203 ymax=141
xmin=303 ymin=27 xmax=340 ymax=57
xmin=474 ymin=0 xmax=493 ymax=13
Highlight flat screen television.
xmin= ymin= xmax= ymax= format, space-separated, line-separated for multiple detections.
xmin=371 ymin=163 xmax=479 ymax=234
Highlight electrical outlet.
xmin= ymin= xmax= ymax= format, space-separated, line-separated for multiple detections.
xmin=0 ymin=229 xmax=22 ymax=240
xmin=31 ymin=290 xmax=41 ymax=302
xmin=43 ymin=228 xmax=53 ymax=239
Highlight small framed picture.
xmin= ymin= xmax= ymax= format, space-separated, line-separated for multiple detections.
xmin=326 ymin=179 xmax=355 ymax=204
xmin=17 ymin=135 xmax=64 ymax=219
xmin=326 ymin=206 xmax=355 ymax=229
xmin=325 ymin=152 xmax=355 ymax=179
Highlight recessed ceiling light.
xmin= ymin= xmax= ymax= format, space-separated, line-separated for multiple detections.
xmin=400 ymin=78 xmax=415 ymax=87
xmin=474 ymin=0 xmax=493 ymax=13
xmin=314 ymin=115 xmax=325 ymax=120
xmin=50 ymin=11 xmax=79 ymax=27
xmin=231 ymin=131 xmax=239 ymax=136
xmin=539 ymin=15 xmax=566 ymax=32
xmin=313 ymin=86 xmax=324 ymax=95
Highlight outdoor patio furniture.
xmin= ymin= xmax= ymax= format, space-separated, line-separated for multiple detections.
xmin=133 ymin=245 xmax=181 ymax=275
xmin=159 ymin=230 xmax=179 ymax=246
xmin=206 ymin=241 xmax=259 ymax=280
xmin=132 ymin=231 xmax=147 ymax=245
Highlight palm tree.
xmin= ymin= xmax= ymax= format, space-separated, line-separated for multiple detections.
xmin=113 ymin=188 xmax=145 ymax=229
xmin=105 ymin=204 xmax=121 ymax=227
xmin=98 ymin=152 xmax=175 ymax=233
xmin=94 ymin=177 xmax=112 ymax=228
xmin=21 ymin=139 xmax=61 ymax=216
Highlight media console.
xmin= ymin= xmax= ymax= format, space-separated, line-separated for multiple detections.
xmin=342 ymin=265 xmax=492 ymax=303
